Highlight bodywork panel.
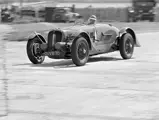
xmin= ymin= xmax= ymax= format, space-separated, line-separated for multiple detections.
xmin=60 ymin=23 xmax=120 ymax=55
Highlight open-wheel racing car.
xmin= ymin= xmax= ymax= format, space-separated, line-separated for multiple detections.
xmin=26 ymin=20 xmax=141 ymax=66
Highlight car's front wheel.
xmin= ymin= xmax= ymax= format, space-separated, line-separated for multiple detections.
xmin=71 ymin=37 xmax=89 ymax=66
xmin=26 ymin=37 xmax=45 ymax=64
xmin=119 ymin=33 xmax=134 ymax=59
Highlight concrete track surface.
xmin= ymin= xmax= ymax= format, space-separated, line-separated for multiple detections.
xmin=0 ymin=24 xmax=159 ymax=120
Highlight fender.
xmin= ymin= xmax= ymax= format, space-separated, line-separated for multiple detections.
xmin=79 ymin=32 xmax=92 ymax=50
xmin=119 ymin=27 xmax=141 ymax=47
xmin=65 ymin=30 xmax=92 ymax=50
xmin=28 ymin=32 xmax=46 ymax=43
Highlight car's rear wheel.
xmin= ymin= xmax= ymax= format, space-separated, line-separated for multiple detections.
xmin=119 ymin=33 xmax=134 ymax=59
xmin=71 ymin=37 xmax=89 ymax=66
xmin=27 ymin=37 xmax=45 ymax=64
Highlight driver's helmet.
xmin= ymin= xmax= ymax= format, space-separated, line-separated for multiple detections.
xmin=88 ymin=15 xmax=97 ymax=25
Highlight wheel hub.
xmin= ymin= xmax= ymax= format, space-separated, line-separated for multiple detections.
xmin=83 ymin=48 xmax=86 ymax=54
xmin=33 ymin=43 xmax=40 ymax=55
xmin=78 ymin=43 xmax=87 ymax=60
xmin=125 ymin=39 xmax=133 ymax=54
xmin=32 ymin=43 xmax=43 ymax=61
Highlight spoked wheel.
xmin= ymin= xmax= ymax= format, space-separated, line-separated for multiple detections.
xmin=27 ymin=37 xmax=45 ymax=64
xmin=78 ymin=42 xmax=88 ymax=59
xmin=71 ymin=37 xmax=89 ymax=66
xmin=119 ymin=33 xmax=134 ymax=59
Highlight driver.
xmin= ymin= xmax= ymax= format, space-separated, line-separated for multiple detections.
xmin=87 ymin=15 xmax=97 ymax=25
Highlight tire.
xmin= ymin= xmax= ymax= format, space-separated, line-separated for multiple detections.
xmin=71 ymin=37 xmax=89 ymax=66
xmin=26 ymin=37 xmax=45 ymax=64
xmin=149 ymin=17 xmax=154 ymax=22
xmin=119 ymin=33 xmax=134 ymax=59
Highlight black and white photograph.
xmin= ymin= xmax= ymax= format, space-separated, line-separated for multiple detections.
xmin=0 ymin=0 xmax=159 ymax=120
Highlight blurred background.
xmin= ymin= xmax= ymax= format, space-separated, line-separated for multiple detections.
xmin=0 ymin=0 xmax=158 ymax=23
xmin=1 ymin=0 xmax=159 ymax=118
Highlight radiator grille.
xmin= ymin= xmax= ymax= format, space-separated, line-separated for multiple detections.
xmin=47 ymin=31 xmax=63 ymax=50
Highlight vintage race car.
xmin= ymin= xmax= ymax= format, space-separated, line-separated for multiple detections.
xmin=26 ymin=21 xmax=141 ymax=66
